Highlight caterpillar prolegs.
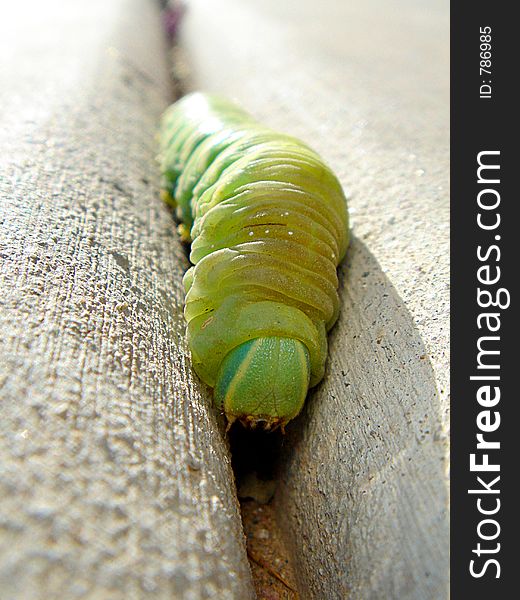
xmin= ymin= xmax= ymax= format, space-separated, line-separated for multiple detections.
xmin=159 ymin=93 xmax=349 ymax=430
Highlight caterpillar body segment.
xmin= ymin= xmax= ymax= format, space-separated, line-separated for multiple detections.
xmin=214 ymin=337 xmax=311 ymax=430
xmin=159 ymin=92 xmax=349 ymax=429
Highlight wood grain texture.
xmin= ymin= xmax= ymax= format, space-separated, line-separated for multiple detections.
xmin=178 ymin=0 xmax=449 ymax=598
xmin=277 ymin=239 xmax=448 ymax=599
xmin=0 ymin=1 xmax=254 ymax=598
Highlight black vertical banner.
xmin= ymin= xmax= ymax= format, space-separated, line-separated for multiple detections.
xmin=451 ymin=2 xmax=516 ymax=597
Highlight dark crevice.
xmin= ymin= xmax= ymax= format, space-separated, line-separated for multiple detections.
xmin=229 ymin=423 xmax=284 ymax=502
xmin=228 ymin=423 xmax=299 ymax=598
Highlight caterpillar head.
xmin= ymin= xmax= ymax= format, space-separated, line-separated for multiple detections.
xmin=214 ymin=336 xmax=311 ymax=431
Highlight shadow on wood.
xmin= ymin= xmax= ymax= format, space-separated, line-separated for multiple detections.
xmin=277 ymin=236 xmax=448 ymax=599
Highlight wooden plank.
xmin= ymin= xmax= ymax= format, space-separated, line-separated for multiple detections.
xmin=0 ymin=1 xmax=254 ymax=598
xmin=277 ymin=238 xmax=449 ymax=599
xmin=179 ymin=0 xmax=449 ymax=597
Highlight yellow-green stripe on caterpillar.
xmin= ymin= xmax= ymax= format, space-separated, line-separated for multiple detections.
xmin=159 ymin=93 xmax=349 ymax=430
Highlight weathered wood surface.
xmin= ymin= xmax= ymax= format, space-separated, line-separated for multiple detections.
xmin=0 ymin=1 xmax=254 ymax=598
xmin=179 ymin=0 xmax=449 ymax=598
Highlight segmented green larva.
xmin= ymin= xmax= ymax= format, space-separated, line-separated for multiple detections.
xmin=159 ymin=92 xmax=349 ymax=430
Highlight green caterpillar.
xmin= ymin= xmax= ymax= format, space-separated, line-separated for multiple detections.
xmin=159 ymin=93 xmax=349 ymax=430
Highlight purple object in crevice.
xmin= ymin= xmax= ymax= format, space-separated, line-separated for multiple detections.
xmin=163 ymin=2 xmax=185 ymax=40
